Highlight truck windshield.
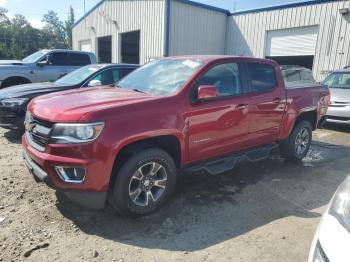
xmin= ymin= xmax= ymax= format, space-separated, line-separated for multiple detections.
xmin=22 ymin=51 xmax=49 ymax=63
xmin=323 ymin=72 xmax=350 ymax=89
xmin=117 ymin=59 xmax=204 ymax=96
xmin=55 ymin=65 xmax=104 ymax=85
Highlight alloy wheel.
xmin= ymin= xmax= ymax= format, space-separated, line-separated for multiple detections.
xmin=128 ymin=161 xmax=168 ymax=207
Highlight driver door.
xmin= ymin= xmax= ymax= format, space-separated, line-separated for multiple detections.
xmin=34 ymin=52 xmax=73 ymax=82
xmin=187 ymin=62 xmax=251 ymax=163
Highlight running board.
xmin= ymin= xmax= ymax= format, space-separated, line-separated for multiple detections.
xmin=183 ymin=143 xmax=278 ymax=176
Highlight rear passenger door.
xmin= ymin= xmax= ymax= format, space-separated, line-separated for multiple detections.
xmin=244 ymin=62 xmax=286 ymax=148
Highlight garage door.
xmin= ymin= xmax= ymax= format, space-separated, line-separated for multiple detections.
xmin=266 ymin=26 xmax=319 ymax=57
xmin=79 ymin=40 xmax=92 ymax=52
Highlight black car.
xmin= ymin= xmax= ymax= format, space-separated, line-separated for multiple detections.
xmin=0 ymin=63 xmax=139 ymax=131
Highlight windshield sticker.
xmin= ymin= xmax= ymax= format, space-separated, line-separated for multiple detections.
xmin=183 ymin=60 xmax=201 ymax=69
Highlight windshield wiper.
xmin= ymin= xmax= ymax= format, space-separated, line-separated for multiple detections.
xmin=132 ymin=88 xmax=146 ymax=94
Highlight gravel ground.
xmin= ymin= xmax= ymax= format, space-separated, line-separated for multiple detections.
xmin=0 ymin=125 xmax=350 ymax=262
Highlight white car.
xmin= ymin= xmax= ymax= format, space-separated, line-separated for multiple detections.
xmin=309 ymin=175 xmax=350 ymax=262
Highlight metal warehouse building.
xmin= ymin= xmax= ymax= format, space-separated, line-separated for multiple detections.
xmin=73 ymin=0 xmax=350 ymax=80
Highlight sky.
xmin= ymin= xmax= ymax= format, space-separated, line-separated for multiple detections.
xmin=0 ymin=0 xmax=313 ymax=29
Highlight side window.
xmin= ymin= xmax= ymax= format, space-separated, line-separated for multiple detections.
xmin=300 ymin=70 xmax=314 ymax=83
xmin=196 ymin=63 xmax=241 ymax=98
xmin=69 ymin=53 xmax=91 ymax=66
xmin=121 ymin=67 xmax=137 ymax=78
xmin=91 ymin=69 xmax=115 ymax=85
xmin=48 ymin=52 xmax=70 ymax=66
xmin=247 ymin=63 xmax=277 ymax=92
xmin=112 ymin=69 xmax=121 ymax=82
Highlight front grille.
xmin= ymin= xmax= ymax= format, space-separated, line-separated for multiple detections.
xmin=26 ymin=116 xmax=53 ymax=151
xmin=32 ymin=116 xmax=53 ymax=128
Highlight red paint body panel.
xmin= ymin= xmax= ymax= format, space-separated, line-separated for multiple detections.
xmin=23 ymin=56 xmax=329 ymax=195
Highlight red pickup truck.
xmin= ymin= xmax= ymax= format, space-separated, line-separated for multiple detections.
xmin=22 ymin=56 xmax=329 ymax=217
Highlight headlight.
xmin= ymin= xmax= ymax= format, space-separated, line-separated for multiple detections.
xmin=50 ymin=122 xmax=104 ymax=144
xmin=1 ymin=98 xmax=29 ymax=106
xmin=329 ymin=175 xmax=350 ymax=232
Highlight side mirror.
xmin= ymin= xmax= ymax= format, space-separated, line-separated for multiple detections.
xmin=88 ymin=79 xmax=102 ymax=87
xmin=36 ymin=61 xmax=48 ymax=67
xmin=197 ymin=85 xmax=218 ymax=101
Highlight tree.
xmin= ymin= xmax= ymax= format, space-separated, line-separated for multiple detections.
xmin=65 ymin=6 xmax=75 ymax=49
xmin=0 ymin=7 xmax=74 ymax=59
xmin=0 ymin=8 xmax=10 ymax=25
xmin=42 ymin=10 xmax=67 ymax=48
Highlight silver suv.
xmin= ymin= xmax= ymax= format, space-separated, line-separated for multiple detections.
xmin=323 ymin=68 xmax=350 ymax=124
xmin=0 ymin=49 xmax=97 ymax=88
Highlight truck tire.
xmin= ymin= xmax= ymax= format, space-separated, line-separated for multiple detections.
xmin=279 ymin=120 xmax=312 ymax=162
xmin=110 ymin=148 xmax=177 ymax=217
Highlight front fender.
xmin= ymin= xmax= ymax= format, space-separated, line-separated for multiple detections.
xmin=0 ymin=66 xmax=34 ymax=82
xmin=111 ymin=129 xmax=187 ymax=163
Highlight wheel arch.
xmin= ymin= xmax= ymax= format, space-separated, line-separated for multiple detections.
xmin=109 ymin=134 xmax=183 ymax=187
xmin=1 ymin=75 xmax=32 ymax=87
xmin=294 ymin=110 xmax=318 ymax=131
xmin=279 ymin=108 xmax=318 ymax=140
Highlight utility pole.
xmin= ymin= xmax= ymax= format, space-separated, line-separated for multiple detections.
xmin=84 ymin=0 xmax=86 ymax=30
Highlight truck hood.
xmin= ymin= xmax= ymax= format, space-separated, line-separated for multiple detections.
xmin=0 ymin=82 xmax=70 ymax=99
xmin=0 ymin=60 xmax=24 ymax=65
xmin=329 ymin=88 xmax=350 ymax=103
xmin=29 ymin=87 xmax=158 ymax=122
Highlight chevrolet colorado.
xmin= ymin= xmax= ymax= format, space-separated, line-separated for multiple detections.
xmin=22 ymin=56 xmax=330 ymax=217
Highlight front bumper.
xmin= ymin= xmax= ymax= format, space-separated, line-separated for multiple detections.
xmin=308 ymin=214 xmax=350 ymax=262
xmin=326 ymin=105 xmax=350 ymax=124
xmin=0 ymin=105 xmax=25 ymax=130
xmin=22 ymin=150 xmax=107 ymax=209
xmin=22 ymin=135 xmax=113 ymax=209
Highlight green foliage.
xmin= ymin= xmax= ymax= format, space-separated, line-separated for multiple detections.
xmin=0 ymin=7 xmax=75 ymax=60
xmin=65 ymin=6 xmax=75 ymax=49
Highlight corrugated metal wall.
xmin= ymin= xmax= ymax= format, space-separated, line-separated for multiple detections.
xmin=226 ymin=0 xmax=350 ymax=80
xmin=72 ymin=0 xmax=166 ymax=64
xmin=169 ymin=0 xmax=227 ymax=55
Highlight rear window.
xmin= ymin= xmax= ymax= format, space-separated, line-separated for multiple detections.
xmin=48 ymin=52 xmax=91 ymax=66
xmin=283 ymin=70 xmax=301 ymax=83
xmin=247 ymin=63 xmax=277 ymax=93
xmin=300 ymin=70 xmax=314 ymax=83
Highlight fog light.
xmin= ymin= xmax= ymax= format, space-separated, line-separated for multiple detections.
xmin=54 ymin=166 xmax=86 ymax=184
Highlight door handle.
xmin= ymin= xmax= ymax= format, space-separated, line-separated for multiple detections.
xmin=236 ymin=104 xmax=247 ymax=110
xmin=273 ymin=98 xmax=281 ymax=104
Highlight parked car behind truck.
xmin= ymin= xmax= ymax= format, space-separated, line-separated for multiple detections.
xmin=323 ymin=68 xmax=350 ymax=124
xmin=0 ymin=49 xmax=97 ymax=88
xmin=0 ymin=64 xmax=138 ymax=131
xmin=22 ymin=56 xmax=330 ymax=217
